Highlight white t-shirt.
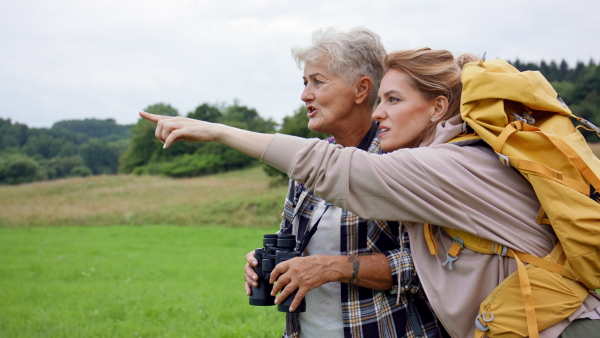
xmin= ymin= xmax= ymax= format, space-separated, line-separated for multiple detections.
xmin=298 ymin=199 xmax=343 ymax=338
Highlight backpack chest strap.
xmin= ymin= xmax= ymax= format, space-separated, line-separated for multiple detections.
xmin=424 ymin=223 xmax=576 ymax=279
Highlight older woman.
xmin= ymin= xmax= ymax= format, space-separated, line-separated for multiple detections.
xmin=141 ymin=29 xmax=443 ymax=338
xmin=140 ymin=47 xmax=600 ymax=337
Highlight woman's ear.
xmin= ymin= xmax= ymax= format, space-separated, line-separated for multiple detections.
xmin=354 ymin=77 xmax=373 ymax=105
xmin=432 ymin=96 xmax=449 ymax=120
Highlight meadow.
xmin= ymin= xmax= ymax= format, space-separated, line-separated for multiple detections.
xmin=0 ymin=166 xmax=286 ymax=228
xmin=0 ymin=167 xmax=288 ymax=337
xmin=2 ymin=148 xmax=600 ymax=337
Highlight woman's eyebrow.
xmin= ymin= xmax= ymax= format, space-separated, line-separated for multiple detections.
xmin=382 ymin=89 xmax=401 ymax=97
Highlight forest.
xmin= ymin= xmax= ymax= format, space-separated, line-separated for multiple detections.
xmin=1 ymin=58 xmax=598 ymax=185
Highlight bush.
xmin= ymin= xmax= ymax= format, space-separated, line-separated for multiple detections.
xmin=39 ymin=156 xmax=87 ymax=179
xmin=161 ymin=154 xmax=226 ymax=177
xmin=0 ymin=153 xmax=46 ymax=184
xmin=132 ymin=162 xmax=164 ymax=176
xmin=70 ymin=165 xmax=93 ymax=177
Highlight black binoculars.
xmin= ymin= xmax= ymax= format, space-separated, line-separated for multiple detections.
xmin=249 ymin=234 xmax=306 ymax=313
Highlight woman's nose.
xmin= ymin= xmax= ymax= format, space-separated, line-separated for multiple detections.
xmin=301 ymin=86 xmax=314 ymax=103
xmin=372 ymin=103 xmax=385 ymax=121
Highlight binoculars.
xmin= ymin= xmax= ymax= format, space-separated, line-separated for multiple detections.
xmin=249 ymin=234 xmax=306 ymax=313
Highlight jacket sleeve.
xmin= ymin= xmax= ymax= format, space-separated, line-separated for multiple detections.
xmin=382 ymin=247 xmax=418 ymax=293
xmin=261 ymin=134 xmax=554 ymax=256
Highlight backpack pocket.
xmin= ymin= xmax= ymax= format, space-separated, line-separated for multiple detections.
xmin=474 ymin=263 xmax=590 ymax=338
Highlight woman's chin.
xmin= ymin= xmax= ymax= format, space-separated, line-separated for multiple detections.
xmin=379 ymin=140 xmax=398 ymax=153
xmin=308 ymin=119 xmax=326 ymax=134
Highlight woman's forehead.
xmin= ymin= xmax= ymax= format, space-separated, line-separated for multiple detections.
xmin=303 ymin=61 xmax=339 ymax=80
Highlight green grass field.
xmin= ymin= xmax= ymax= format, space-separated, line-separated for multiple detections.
xmin=0 ymin=225 xmax=285 ymax=337
xmin=0 ymin=167 xmax=288 ymax=337
xmin=2 ymin=159 xmax=600 ymax=337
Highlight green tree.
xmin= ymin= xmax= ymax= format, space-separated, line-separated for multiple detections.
xmin=52 ymin=118 xmax=132 ymax=141
xmin=57 ymin=142 xmax=79 ymax=157
xmin=80 ymin=138 xmax=128 ymax=175
xmin=22 ymin=133 xmax=67 ymax=159
xmin=39 ymin=156 xmax=88 ymax=179
xmin=188 ymin=103 xmax=222 ymax=122
xmin=219 ymin=100 xmax=277 ymax=133
xmin=0 ymin=118 xmax=29 ymax=151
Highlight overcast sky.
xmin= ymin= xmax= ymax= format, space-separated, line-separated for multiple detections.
xmin=1 ymin=0 xmax=598 ymax=128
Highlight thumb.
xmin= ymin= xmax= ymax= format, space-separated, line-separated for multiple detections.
xmin=163 ymin=128 xmax=182 ymax=149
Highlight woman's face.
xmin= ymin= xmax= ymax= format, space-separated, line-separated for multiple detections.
xmin=301 ymin=61 xmax=357 ymax=135
xmin=373 ymin=69 xmax=438 ymax=152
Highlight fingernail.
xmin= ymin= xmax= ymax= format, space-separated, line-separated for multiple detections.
xmin=162 ymin=143 xmax=167 ymax=149
xmin=289 ymin=307 xmax=294 ymax=312
xmin=253 ymin=276 xmax=257 ymax=281
xmin=274 ymin=299 xmax=279 ymax=304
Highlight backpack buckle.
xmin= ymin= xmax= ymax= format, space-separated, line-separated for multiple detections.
xmin=492 ymin=243 xmax=508 ymax=256
xmin=475 ymin=312 xmax=495 ymax=332
xmin=442 ymin=253 xmax=459 ymax=270
xmin=511 ymin=112 xmax=535 ymax=124
xmin=498 ymin=153 xmax=510 ymax=166
xmin=442 ymin=237 xmax=464 ymax=270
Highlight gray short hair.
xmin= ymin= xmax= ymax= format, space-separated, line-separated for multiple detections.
xmin=291 ymin=27 xmax=386 ymax=108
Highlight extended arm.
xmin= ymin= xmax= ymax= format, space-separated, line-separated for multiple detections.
xmin=141 ymin=112 xmax=541 ymax=244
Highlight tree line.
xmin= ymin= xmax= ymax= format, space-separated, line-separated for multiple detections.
xmin=1 ymin=58 xmax=598 ymax=185
xmin=0 ymin=101 xmax=326 ymax=185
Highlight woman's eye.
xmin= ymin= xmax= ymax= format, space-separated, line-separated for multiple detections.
xmin=303 ymin=81 xmax=308 ymax=87
xmin=389 ymin=96 xmax=400 ymax=103
xmin=314 ymin=79 xmax=323 ymax=85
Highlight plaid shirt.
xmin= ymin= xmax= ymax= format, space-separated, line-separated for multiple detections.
xmin=279 ymin=123 xmax=441 ymax=338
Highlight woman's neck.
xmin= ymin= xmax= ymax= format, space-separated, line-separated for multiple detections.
xmin=332 ymin=115 xmax=373 ymax=148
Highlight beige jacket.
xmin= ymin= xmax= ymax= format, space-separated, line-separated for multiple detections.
xmin=261 ymin=116 xmax=600 ymax=338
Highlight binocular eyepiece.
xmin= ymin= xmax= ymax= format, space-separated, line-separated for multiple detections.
xmin=249 ymin=234 xmax=306 ymax=313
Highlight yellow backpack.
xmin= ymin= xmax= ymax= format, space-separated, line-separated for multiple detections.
xmin=424 ymin=58 xmax=600 ymax=338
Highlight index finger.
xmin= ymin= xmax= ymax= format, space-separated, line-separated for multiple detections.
xmin=139 ymin=111 xmax=169 ymax=122
xmin=269 ymin=260 xmax=289 ymax=284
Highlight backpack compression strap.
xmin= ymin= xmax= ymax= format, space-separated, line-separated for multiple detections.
xmin=494 ymin=120 xmax=600 ymax=195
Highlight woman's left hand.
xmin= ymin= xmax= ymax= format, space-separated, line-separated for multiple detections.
xmin=269 ymin=255 xmax=342 ymax=312
xmin=139 ymin=111 xmax=221 ymax=148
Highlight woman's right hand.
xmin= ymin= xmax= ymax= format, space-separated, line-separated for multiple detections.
xmin=244 ymin=250 xmax=259 ymax=295
xmin=139 ymin=111 xmax=222 ymax=148
xmin=139 ymin=111 xmax=274 ymax=159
